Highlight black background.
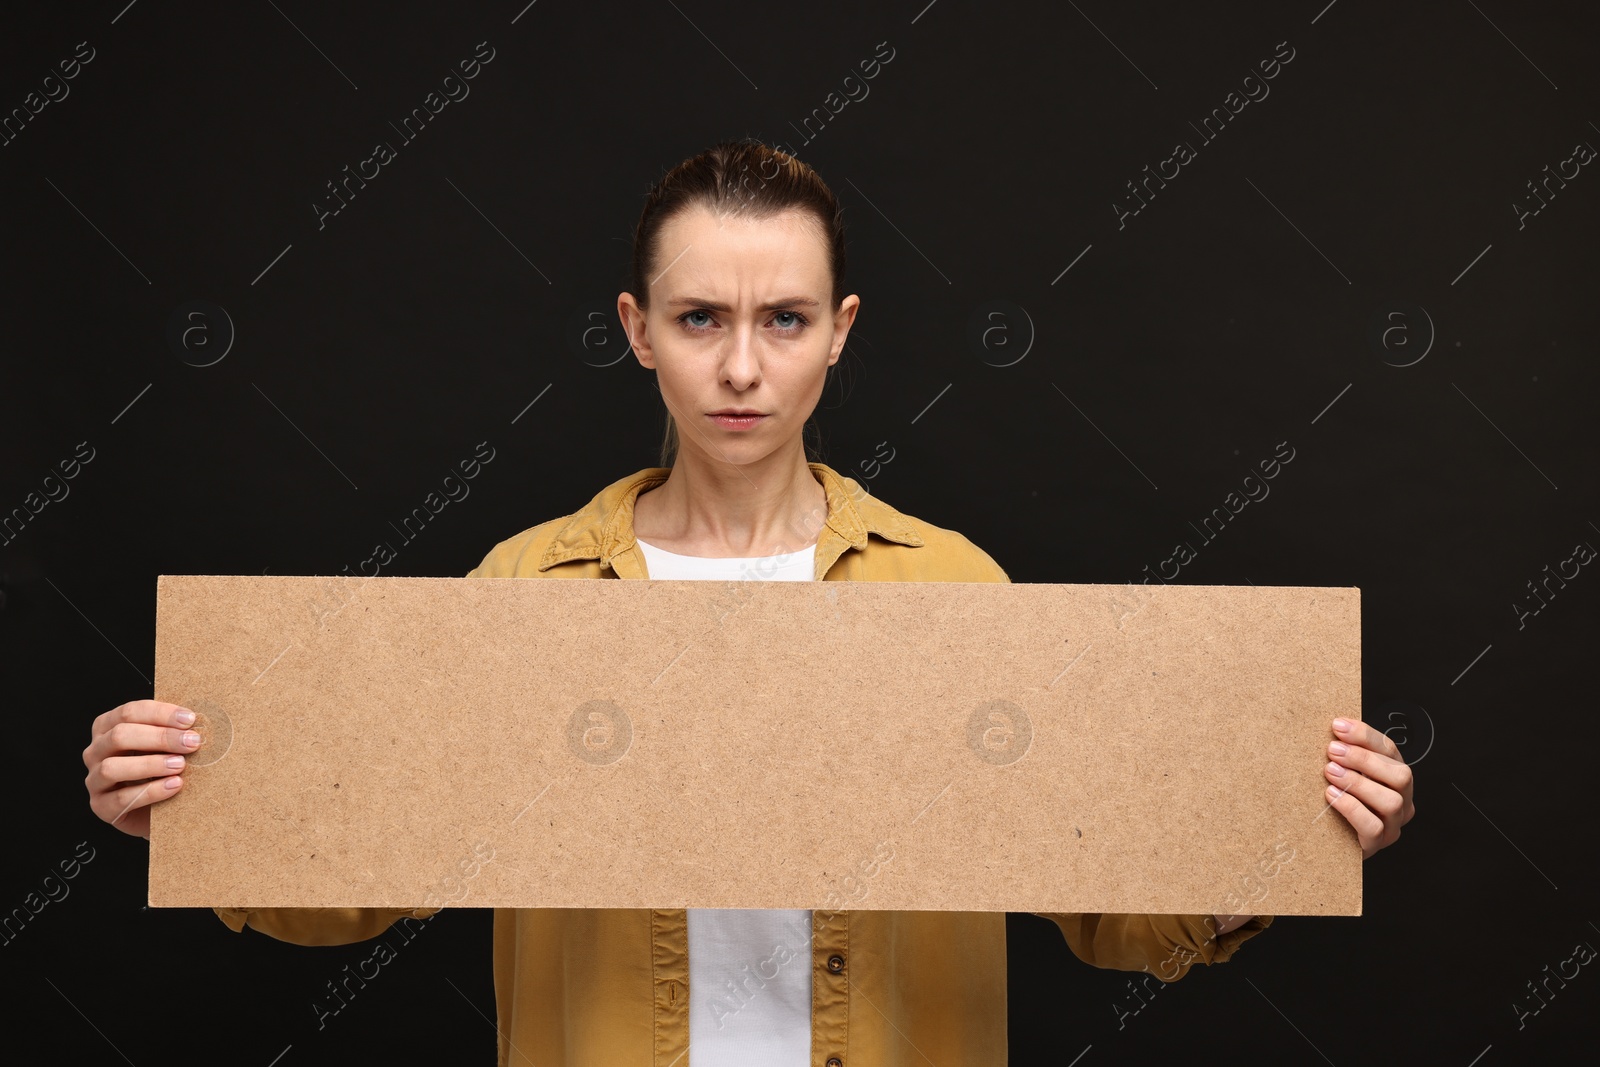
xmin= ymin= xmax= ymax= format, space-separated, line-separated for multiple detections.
xmin=4 ymin=1 xmax=1596 ymax=1063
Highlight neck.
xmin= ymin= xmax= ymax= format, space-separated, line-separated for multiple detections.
xmin=634 ymin=439 xmax=827 ymax=558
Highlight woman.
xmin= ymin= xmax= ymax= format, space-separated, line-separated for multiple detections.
xmin=84 ymin=140 xmax=1415 ymax=1065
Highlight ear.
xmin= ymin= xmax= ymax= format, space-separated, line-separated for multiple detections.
xmin=618 ymin=292 xmax=654 ymax=369
xmin=827 ymin=294 xmax=860 ymax=367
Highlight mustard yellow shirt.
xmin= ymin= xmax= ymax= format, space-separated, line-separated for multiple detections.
xmin=214 ymin=461 xmax=1274 ymax=1066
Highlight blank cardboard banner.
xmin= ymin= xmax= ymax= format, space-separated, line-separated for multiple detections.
xmin=149 ymin=575 xmax=1361 ymax=915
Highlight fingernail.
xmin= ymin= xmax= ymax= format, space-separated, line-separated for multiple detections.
xmin=165 ymin=755 xmax=185 ymax=770
xmin=1328 ymin=741 xmax=1348 ymax=756
xmin=1326 ymin=761 xmax=1346 ymax=777
xmin=1333 ymin=719 xmax=1351 ymax=732
xmin=176 ymin=709 xmax=196 ymax=726
xmin=182 ymin=731 xmax=201 ymax=748
xmin=1327 ymin=784 xmax=1343 ymax=798
xmin=164 ymin=777 xmax=182 ymax=790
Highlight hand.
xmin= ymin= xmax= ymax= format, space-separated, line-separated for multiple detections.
xmin=83 ymin=700 xmax=203 ymax=839
xmin=1324 ymin=717 xmax=1414 ymax=859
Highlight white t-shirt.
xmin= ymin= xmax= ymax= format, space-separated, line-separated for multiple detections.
xmin=635 ymin=534 xmax=815 ymax=1067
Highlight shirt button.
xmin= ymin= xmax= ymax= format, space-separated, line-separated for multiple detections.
xmin=826 ymin=1059 xmax=843 ymax=1067
xmin=826 ymin=954 xmax=845 ymax=973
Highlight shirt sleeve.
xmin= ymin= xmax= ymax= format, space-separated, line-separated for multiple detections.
xmin=1034 ymin=911 xmax=1275 ymax=982
xmin=212 ymin=906 xmax=441 ymax=946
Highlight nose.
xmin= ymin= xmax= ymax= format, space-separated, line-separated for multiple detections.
xmin=720 ymin=323 xmax=761 ymax=390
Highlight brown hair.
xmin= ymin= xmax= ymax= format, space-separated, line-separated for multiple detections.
xmin=630 ymin=140 xmax=848 ymax=466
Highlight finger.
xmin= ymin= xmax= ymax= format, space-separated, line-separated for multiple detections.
xmin=1324 ymin=779 xmax=1385 ymax=852
xmin=1327 ymin=763 xmax=1415 ymax=840
xmin=89 ymin=701 xmax=195 ymax=745
xmin=1327 ymin=763 xmax=1409 ymax=844
xmin=88 ymin=753 xmax=188 ymax=794
xmin=1331 ymin=717 xmax=1400 ymax=762
xmin=1328 ymin=738 xmax=1415 ymax=796
xmin=1325 ymin=761 xmax=1405 ymax=816
xmin=85 ymin=702 xmax=196 ymax=770
xmin=84 ymin=721 xmax=203 ymax=766
xmin=94 ymin=775 xmax=183 ymax=828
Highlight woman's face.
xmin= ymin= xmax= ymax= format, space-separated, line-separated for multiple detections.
xmin=619 ymin=204 xmax=859 ymax=468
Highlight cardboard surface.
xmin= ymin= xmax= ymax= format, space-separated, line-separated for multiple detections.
xmin=149 ymin=575 xmax=1361 ymax=914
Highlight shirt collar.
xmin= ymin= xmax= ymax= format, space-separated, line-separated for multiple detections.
xmin=537 ymin=461 xmax=924 ymax=575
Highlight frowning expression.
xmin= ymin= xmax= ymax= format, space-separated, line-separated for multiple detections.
xmin=620 ymin=204 xmax=859 ymax=466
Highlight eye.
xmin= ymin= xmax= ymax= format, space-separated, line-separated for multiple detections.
xmin=772 ymin=310 xmax=809 ymax=331
xmin=678 ymin=309 xmax=715 ymax=331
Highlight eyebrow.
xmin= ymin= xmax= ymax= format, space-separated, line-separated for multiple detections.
xmin=665 ymin=296 xmax=822 ymax=312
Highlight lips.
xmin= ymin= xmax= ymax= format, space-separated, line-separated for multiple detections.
xmin=708 ymin=411 xmax=767 ymax=430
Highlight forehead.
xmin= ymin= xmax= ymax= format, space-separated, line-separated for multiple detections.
xmin=654 ymin=204 xmax=829 ymax=297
